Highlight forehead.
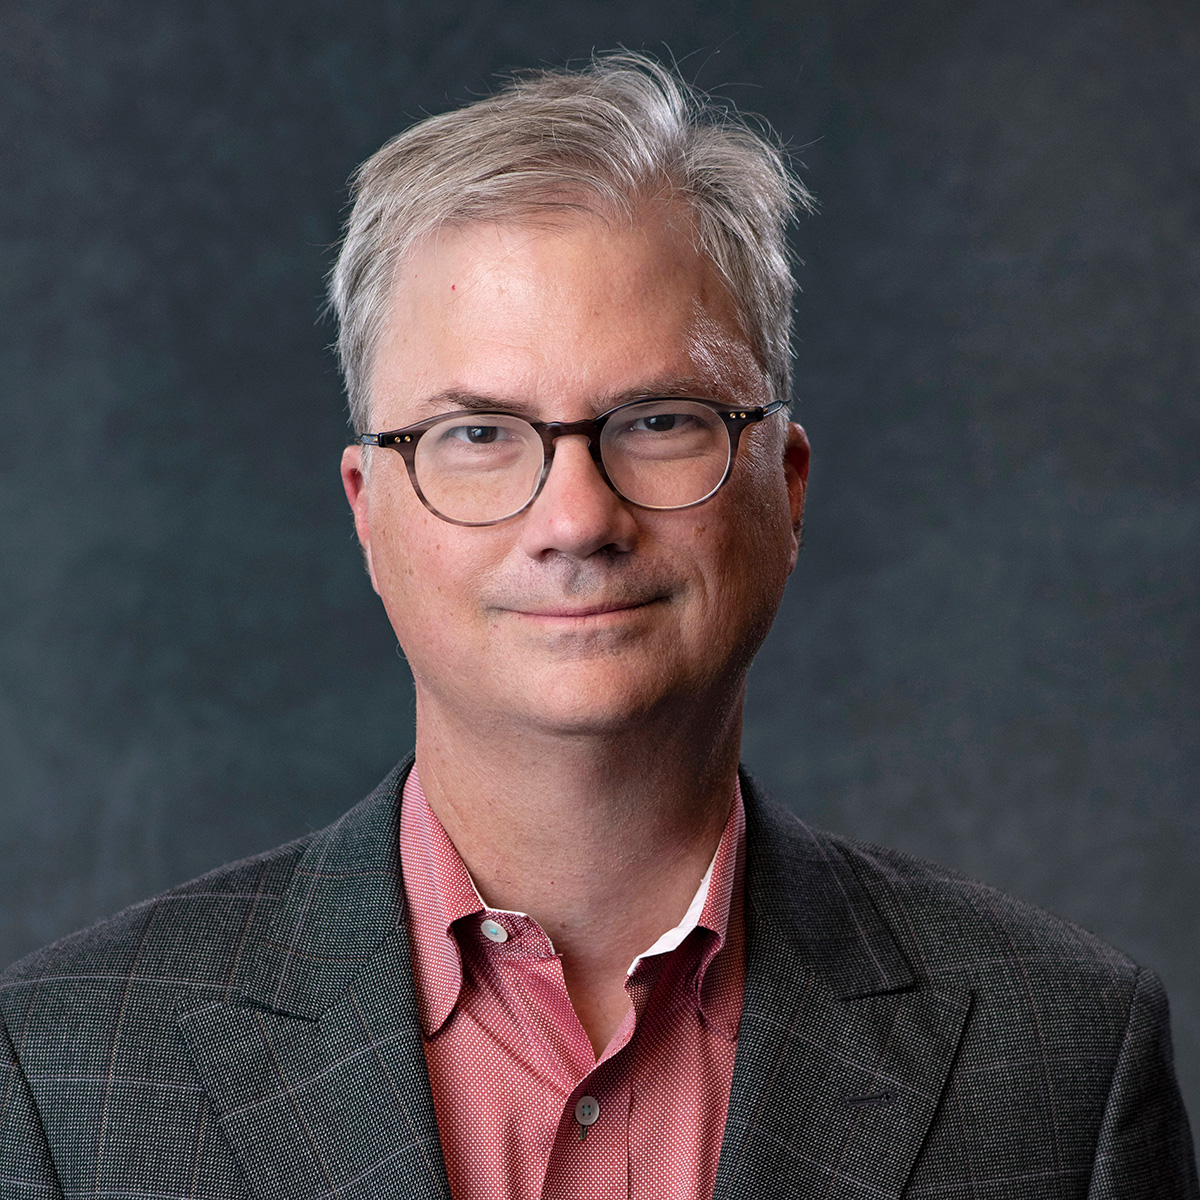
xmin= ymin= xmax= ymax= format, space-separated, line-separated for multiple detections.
xmin=368 ymin=205 xmax=765 ymax=424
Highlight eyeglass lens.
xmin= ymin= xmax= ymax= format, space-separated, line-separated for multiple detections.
xmin=412 ymin=400 xmax=733 ymax=524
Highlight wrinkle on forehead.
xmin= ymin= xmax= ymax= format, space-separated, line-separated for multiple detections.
xmin=369 ymin=202 xmax=767 ymax=425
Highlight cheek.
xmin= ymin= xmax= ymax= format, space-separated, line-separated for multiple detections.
xmin=379 ymin=532 xmax=455 ymax=616
xmin=705 ymin=466 xmax=794 ymax=618
xmin=367 ymin=485 xmax=506 ymax=649
xmin=678 ymin=522 xmax=768 ymax=634
xmin=366 ymin=483 xmax=450 ymax=617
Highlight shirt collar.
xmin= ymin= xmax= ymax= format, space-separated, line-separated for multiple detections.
xmin=399 ymin=768 xmax=483 ymax=1036
xmin=656 ymin=780 xmax=745 ymax=1041
xmin=399 ymin=766 xmax=745 ymax=1041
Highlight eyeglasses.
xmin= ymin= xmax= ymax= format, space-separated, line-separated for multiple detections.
xmin=358 ymin=396 xmax=785 ymax=526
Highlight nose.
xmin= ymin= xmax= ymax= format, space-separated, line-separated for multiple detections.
xmin=516 ymin=435 xmax=638 ymax=560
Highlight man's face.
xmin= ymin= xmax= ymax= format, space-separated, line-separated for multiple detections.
xmin=341 ymin=205 xmax=809 ymax=741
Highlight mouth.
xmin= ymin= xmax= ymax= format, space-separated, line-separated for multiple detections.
xmin=507 ymin=596 xmax=665 ymax=621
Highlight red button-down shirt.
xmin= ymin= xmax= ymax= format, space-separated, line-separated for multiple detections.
xmin=399 ymin=767 xmax=746 ymax=1200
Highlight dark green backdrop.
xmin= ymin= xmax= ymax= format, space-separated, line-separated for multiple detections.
xmin=2 ymin=0 xmax=1197 ymax=1134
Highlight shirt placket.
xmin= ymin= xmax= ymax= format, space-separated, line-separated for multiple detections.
xmin=537 ymin=952 xmax=670 ymax=1200
xmin=466 ymin=914 xmax=595 ymax=1087
xmin=460 ymin=909 xmax=625 ymax=1197
xmin=540 ymin=1058 xmax=631 ymax=1200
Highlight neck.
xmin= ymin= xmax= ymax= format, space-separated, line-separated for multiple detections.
xmin=411 ymin=691 xmax=743 ymax=1053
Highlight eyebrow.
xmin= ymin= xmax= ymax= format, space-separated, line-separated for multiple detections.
xmin=416 ymin=378 xmax=721 ymax=418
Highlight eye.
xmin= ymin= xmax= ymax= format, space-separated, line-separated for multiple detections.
xmin=460 ymin=424 xmax=500 ymax=443
xmin=632 ymin=413 xmax=681 ymax=433
xmin=604 ymin=402 xmax=725 ymax=466
xmin=626 ymin=409 xmax=707 ymax=436
xmin=438 ymin=422 xmax=513 ymax=445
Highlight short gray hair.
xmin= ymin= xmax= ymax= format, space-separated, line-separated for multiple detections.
xmin=329 ymin=52 xmax=814 ymax=433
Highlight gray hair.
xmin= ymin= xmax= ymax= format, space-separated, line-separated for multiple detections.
xmin=329 ymin=52 xmax=814 ymax=433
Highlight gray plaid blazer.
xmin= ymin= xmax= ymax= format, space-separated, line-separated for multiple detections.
xmin=2 ymin=760 xmax=1196 ymax=1198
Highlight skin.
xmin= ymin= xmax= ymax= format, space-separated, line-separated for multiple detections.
xmin=341 ymin=203 xmax=809 ymax=1055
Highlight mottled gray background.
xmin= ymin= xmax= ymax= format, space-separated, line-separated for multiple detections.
xmin=2 ymin=0 xmax=1197 ymax=1133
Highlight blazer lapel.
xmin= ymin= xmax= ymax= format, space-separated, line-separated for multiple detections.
xmin=177 ymin=758 xmax=452 ymax=1200
xmin=713 ymin=778 xmax=971 ymax=1200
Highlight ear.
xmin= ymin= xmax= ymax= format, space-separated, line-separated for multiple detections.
xmin=340 ymin=444 xmax=380 ymax=594
xmin=783 ymin=422 xmax=810 ymax=571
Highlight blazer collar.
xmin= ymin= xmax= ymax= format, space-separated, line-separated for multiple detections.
xmin=241 ymin=756 xmax=415 ymax=1020
xmin=714 ymin=771 xmax=970 ymax=1200
xmin=740 ymin=769 xmax=917 ymax=999
xmin=177 ymin=756 xmax=454 ymax=1200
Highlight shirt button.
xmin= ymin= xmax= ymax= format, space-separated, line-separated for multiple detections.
xmin=480 ymin=918 xmax=508 ymax=943
xmin=574 ymin=1096 xmax=600 ymax=1127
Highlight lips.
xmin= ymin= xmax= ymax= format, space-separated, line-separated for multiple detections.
xmin=511 ymin=597 xmax=660 ymax=619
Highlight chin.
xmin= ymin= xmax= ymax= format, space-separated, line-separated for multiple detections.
xmin=502 ymin=660 xmax=703 ymax=739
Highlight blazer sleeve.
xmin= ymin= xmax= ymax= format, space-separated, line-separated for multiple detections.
xmin=0 ymin=1013 xmax=65 ymax=1200
xmin=1087 ymin=967 xmax=1199 ymax=1198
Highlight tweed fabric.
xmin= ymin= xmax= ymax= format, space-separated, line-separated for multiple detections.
xmin=400 ymin=766 xmax=745 ymax=1200
xmin=0 ymin=758 xmax=1195 ymax=1199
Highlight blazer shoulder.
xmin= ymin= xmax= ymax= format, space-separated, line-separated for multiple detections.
xmin=827 ymin=827 xmax=1138 ymax=985
xmin=0 ymin=832 xmax=310 ymax=1003
xmin=1 ymin=756 xmax=412 ymax=1033
xmin=744 ymin=782 xmax=1139 ymax=997
xmin=743 ymin=793 xmax=1198 ymax=1194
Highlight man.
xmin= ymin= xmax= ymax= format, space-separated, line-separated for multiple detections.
xmin=1 ymin=53 xmax=1195 ymax=1199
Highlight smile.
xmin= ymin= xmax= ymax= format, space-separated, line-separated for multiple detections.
xmin=507 ymin=598 xmax=663 ymax=620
